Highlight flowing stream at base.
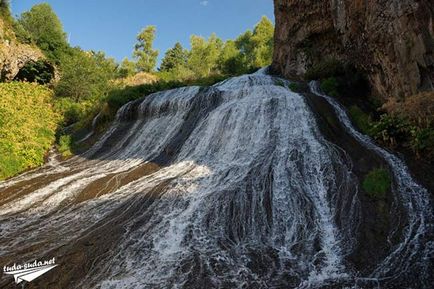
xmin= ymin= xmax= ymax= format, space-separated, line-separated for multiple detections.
xmin=0 ymin=70 xmax=432 ymax=289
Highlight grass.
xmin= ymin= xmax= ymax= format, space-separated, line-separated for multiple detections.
xmin=0 ymin=82 xmax=59 ymax=180
xmin=362 ymin=168 xmax=392 ymax=200
xmin=57 ymin=134 xmax=73 ymax=157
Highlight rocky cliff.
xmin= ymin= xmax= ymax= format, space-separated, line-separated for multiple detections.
xmin=0 ymin=18 xmax=44 ymax=81
xmin=272 ymin=0 xmax=434 ymax=101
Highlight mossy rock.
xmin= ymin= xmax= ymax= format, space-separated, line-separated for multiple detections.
xmin=362 ymin=168 xmax=392 ymax=200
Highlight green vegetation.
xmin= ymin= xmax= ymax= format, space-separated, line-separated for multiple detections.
xmin=348 ymin=105 xmax=373 ymax=135
xmin=362 ymin=168 xmax=391 ymax=199
xmin=13 ymin=60 xmax=55 ymax=84
xmin=0 ymin=0 xmax=10 ymax=20
xmin=288 ymin=82 xmax=302 ymax=92
xmin=189 ymin=33 xmax=223 ymax=77
xmin=106 ymin=74 xmax=227 ymax=111
xmin=134 ymin=26 xmax=159 ymax=73
xmin=305 ymin=58 xmax=369 ymax=99
xmin=57 ymin=134 xmax=73 ymax=157
xmin=17 ymin=3 xmax=70 ymax=63
xmin=345 ymin=102 xmax=434 ymax=160
xmin=160 ymin=42 xmax=188 ymax=73
xmin=320 ymin=77 xmax=339 ymax=98
xmin=0 ymin=2 xmax=275 ymax=175
xmin=0 ymin=82 xmax=58 ymax=179
xmin=55 ymin=48 xmax=117 ymax=102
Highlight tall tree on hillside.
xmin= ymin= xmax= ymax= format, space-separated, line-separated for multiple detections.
xmin=235 ymin=30 xmax=255 ymax=69
xmin=251 ymin=16 xmax=274 ymax=67
xmin=188 ymin=33 xmax=223 ymax=77
xmin=134 ymin=26 xmax=159 ymax=73
xmin=233 ymin=16 xmax=274 ymax=71
xmin=18 ymin=3 xmax=69 ymax=62
xmin=160 ymin=42 xmax=188 ymax=72
xmin=218 ymin=40 xmax=244 ymax=75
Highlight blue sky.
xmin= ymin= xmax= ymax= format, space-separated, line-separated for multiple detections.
xmin=11 ymin=0 xmax=274 ymax=63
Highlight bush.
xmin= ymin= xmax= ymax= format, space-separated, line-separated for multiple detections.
xmin=410 ymin=127 xmax=434 ymax=157
xmin=320 ymin=77 xmax=339 ymax=97
xmin=57 ymin=134 xmax=73 ymax=157
xmin=370 ymin=114 xmax=411 ymax=148
xmin=348 ymin=105 xmax=373 ymax=135
xmin=362 ymin=168 xmax=392 ymax=199
xmin=54 ymin=98 xmax=86 ymax=126
xmin=106 ymin=74 xmax=227 ymax=111
xmin=0 ymin=82 xmax=59 ymax=179
xmin=55 ymin=48 xmax=117 ymax=102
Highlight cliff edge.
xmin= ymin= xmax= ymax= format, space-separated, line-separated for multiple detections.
xmin=271 ymin=0 xmax=434 ymax=100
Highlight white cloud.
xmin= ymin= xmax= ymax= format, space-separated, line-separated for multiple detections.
xmin=199 ymin=1 xmax=209 ymax=6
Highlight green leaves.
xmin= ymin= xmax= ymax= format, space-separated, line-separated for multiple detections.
xmin=160 ymin=42 xmax=189 ymax=72
xmin=55 ymin=48 xmax=117 ymax=103
xmin=18 ymin=3 xmax=69 ymax=63
xmin=0 ymin=82 xmax=58 ymax=180
xmin=134 ymin=26 xmax=159 ymax=73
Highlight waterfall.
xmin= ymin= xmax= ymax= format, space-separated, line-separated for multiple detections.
xmin=0 ymin=72 xmax=431 ymax=289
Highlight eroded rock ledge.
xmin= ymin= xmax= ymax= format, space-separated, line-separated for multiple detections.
xmin=271 ymin=0 xmax=434 ymax=100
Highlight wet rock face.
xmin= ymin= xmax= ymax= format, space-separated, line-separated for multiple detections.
xmin=272 ymin=0 xmax=434 ymax=100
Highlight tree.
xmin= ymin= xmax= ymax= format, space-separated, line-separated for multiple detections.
xmin=235 ymin=30 xmax=255 ymax=70
xmin=134 ymin=26 xmax=159 ymax=72
xmin=218 ymin=40 xmax=244 ymax=75
xmin=251 ymin=16 xmax=274 ymax=67
xmin=117 ymin=57 xmax=136 ymax=78
xmin=188 ymin=33 xmax=223 ymax=77
xmin=18 ymin=3 xmax=69 ymax=63
xmin=160 ymin=42 xmax=188 ymax=72
xmin=55 ymin=48 xmax=116 ymax=102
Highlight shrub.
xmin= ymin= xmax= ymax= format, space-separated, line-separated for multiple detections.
xmin=0 ymin=82 xmax=58 ymax=179
xmin=370 ymin=115 xmax=411 ymax=147
xmin=409 ymin=127 xmax=434 ymax=157
xmin=289 ymin=82 xmax=302 ymax=92
xmin=362 ymin=168 xmax=392 ymax=200
xmin=55 ymin=48 xmax=117 ymax=102
xmin=54 ymin=98 xmax=85 ymax=126
xmin=348 ymin=105 xmax=373 ymax=135
xmin=106 ymin=74 xmax=227 ymax=111
xmin=57 ymin=134 xmax=73 ymax=157
xmin=320 ymin=77 xmax=339 ymax=97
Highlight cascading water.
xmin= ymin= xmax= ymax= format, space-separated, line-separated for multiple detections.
xmin=0 ymin=70 xmax=432 ymax=289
